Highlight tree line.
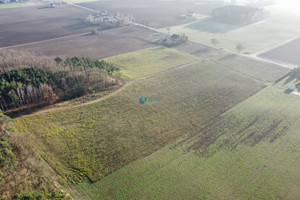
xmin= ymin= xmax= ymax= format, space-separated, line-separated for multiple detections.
xmin=0 ymin=68 xmax=59 ymax=111
xmin=0 ymin=50 xmax=120 ymax=74
xmin=60 ymin=56 xmax=120 ymax=74
xmin=211 ymin=5 xmax=270 ymax=25
xmin=0 ymin=55 xmax=122 ymax=113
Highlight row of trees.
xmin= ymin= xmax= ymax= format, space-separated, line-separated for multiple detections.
xmin=0 ymin=49 xmax=57 ymax=72
xmin=211 ymin=5 xmax=270 ymax=25
xmin=0 ymin=50 xmax=121 ymax=74
xmin=56 ymin=56 xmax=120 ymax=74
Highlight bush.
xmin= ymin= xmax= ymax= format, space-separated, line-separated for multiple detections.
xmin=0 ymin=137 xmax=16 ymax=167
xmin=0 ymin=139 xmax=10 ymax=149
xmin=0 ymin=155 xmax=6 ymax=167
xmin=0 ymin=170 xmax=3 ymax=183
xmin=13 ymin=189 xmax=70 ymax=200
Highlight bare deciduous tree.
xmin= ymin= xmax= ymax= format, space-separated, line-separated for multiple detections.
xmin=211 ymin=38 xmax=220 ymax=47
xmin=236 ymin=43 xmax=245 ymax=53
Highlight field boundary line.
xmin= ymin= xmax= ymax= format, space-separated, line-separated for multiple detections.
xmin=0 ymin=32 xmax=90 ymax=50
xmin=0 ymin=24 xmax=137 ymax=50
xmin=67 ymin=2 xmax=97 ymax=13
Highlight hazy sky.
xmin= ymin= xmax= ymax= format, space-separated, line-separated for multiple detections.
xmin=277 ymin=0 xmax=300 ymax=14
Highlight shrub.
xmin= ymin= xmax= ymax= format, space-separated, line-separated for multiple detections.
xmin=0 ymin=137 xmax=16 ymax=167
xmin=0 ymin=171 xmax=3 ymax=183
xmin=13 ymin=189 xmax=70 ymax=200
xmin=0 ymin=155 xmax=6 ymax=167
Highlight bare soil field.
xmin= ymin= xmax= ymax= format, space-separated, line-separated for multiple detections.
xmin=259 ymin=37 xmax=300 ymax=66
xmin=0 ymin=4 xmax=93 ymax=47
xmin=12 ymin=26 xmax=157 ymax=59
xmin=78 ymin=0 xmax=211 ymax=28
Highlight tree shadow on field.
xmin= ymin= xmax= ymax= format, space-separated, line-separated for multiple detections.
xmin=38 ymin=6 xmax=54 ymax=9
xmin=218 ymin=54 xmax=236 ymax=61
xmin=284 ymin=89 xmax=293 ymax=94
xmin=284 ymin=74 xmax=297 ymax=85
xmin=186 ymin=18 xmax=244 ymax=33
xmin=63 ymin=21 xmax=92 ymax=30
xmin=191 ymin=48 xmax=209 ymax=55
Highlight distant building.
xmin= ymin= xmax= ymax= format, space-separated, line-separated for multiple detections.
xmin=186 ymin=11 xmax=196 ymax=17
xmin=92 ymin=29 xmax=98 ymax=35
xmin=288 ymin=85 xmax=296 ymax=91
xmin=102 ymin=16 xmax=119 ymax=24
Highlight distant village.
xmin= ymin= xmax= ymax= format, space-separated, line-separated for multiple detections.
xmin=84 ymin=11 xmax=135 ymax=28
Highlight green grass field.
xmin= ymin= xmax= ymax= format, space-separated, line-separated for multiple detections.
xmin=165 ymin=6 xmax=300 ymax=53
xmin=15 ymin=58 xmax=266 ymax=183
xmin=74 ymin=84 xmax=300 ymax=200
xmin=104 ymin=46 xmax=198 ymax=80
